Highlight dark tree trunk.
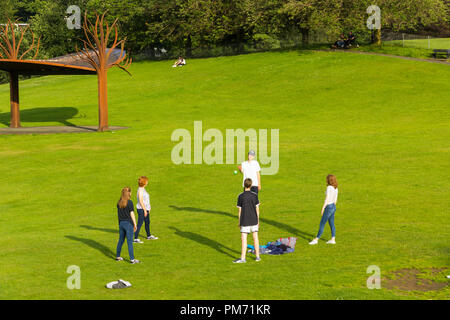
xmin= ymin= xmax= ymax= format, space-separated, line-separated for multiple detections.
xmin=300 ymin=28 xmax=309 ymax=46
xmin=372 ymin=29 xmax=381 ymax=45
xmin=185 ymin=35 xmax=192 ymax=57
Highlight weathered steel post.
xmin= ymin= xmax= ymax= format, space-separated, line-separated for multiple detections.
xmin=9 ymin=71 xmax=20 ymax=128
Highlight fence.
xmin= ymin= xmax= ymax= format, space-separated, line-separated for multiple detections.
xmin=382 ymin=32 xmax=450 ymax=50
xmin=133 ymin=30 xmax=354 ymax=61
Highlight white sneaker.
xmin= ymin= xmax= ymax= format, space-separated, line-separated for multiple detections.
xmin=147 ymin=235 xmax=159 ymax=240
xmin=309 ymin=239 xmax=318 ymax=245
xmin=233 ymin=259 xmax=246 ymax=263
xmin=134 ymin=239 xmax=144 ymax=243
xmin=326 ymin=239 xmax=336 ymax=244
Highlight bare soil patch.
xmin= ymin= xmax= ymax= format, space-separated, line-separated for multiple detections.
xmin=383 ymin=268 xmax=448 ymax=292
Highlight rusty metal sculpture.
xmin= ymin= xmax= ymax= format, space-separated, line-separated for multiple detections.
xmin=0 ymin=19 xmax=40 ymax=128
xmin=76 ymin=12 xmax=132 ymax=131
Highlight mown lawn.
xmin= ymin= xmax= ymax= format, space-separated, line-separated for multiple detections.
xmin=386 ymin=37 xmax=450 ymax=49
xmin=0 ymin=50 xmax=448 ymax=299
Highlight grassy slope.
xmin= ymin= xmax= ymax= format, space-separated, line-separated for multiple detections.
xmin=386 ymin=37 xmax=450 ymax=50
xmin=350 ymin=38 xmax=450 ymax=59
xmin=0 ymin=50 xmax=449 ymax=300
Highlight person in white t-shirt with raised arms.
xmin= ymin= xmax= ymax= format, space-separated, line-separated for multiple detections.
xmin=237 ymin=150 xmax=261 ymax=194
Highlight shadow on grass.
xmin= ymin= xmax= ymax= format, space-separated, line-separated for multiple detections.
xmin=0 ymin=107 xmax=80 ymax=127
xmin=168 ymin=226 xmax=240 ymax=259
xmin=169 ymin=205 xmax=321 ymax=242
xmin=65 ymin=235 xmax=115 ymax=259
xmin=80 ymin=225 xmax=117 ymax=234
xmin=80 ymin=225 xmax=152 ymax=240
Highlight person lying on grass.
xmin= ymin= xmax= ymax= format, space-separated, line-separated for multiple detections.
xmin=116 ymin=187 xmax=140 ymax=264
xmin=331 ymin=34 xmax=346 ymax=49
xmin=234 ymin=178 xmax=261 ymax=263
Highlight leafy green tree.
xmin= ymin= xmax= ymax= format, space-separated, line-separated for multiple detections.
xmin=362 ymin=0 xmax=447 ymax=43
xmin=278 ymin=0 xmax=343 ymax=45
xmin=0 ymin=0 xmax=16 ymax=22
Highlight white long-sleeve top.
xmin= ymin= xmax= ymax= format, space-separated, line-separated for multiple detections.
xmin=325 ymin=186 xmax=338 ymax=205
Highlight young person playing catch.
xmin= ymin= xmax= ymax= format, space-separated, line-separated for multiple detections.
xmin=234 ymin=178 xmax=261 ymax=263
xmin=237 ymin=150 xmax=261 ymax=194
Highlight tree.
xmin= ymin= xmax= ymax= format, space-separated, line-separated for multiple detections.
xmin=77 ymin=12 xmax=132 ymax=132
xmin=278 ymin=0 xmax=343 ymax=46
xmin=0 ymin=0 xmax=15 ymax=22
xmin=0 ymin=19 xmax=40 ymax=128
xmin=363 ymin=0 xmax=447 ymax=44
xmin=29 ymin=0 xmax=88 ymax=59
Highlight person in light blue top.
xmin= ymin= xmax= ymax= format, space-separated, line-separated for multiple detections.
xmin=134 ymin=176 xmax=158 ymax=242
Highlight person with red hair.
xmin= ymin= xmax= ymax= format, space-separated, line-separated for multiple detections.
xmin=309 ymin=175 xmax=339 ymax=245
xmin=134 ymin=176 xmax=158 ymax=242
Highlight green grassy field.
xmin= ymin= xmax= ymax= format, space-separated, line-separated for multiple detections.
xmin=386 ymin=37 xmax=450 ymax=49
xmin=0 ymin=50 xmax=449 ymax=300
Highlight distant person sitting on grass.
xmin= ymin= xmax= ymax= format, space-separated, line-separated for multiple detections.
xmin=116 ymin=187 xmax=140 ymax=264
xmin=172 ymin=56 xmax=186 ymax=67
xmin=234 ymin=178 xmax=261 ymax=264
xmin=309 ymin=175 xmax=339 ymax=245
xmin=346 ymin=31 xmax=358 ymax=47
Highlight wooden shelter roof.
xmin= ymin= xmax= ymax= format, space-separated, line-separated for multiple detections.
xmin=0 ymin=49 xmax=124 ymax=75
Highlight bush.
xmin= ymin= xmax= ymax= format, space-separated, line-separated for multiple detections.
xmin=252 ymin=34 xmax=281 ymax=51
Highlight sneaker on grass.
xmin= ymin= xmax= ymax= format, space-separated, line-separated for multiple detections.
xmin=115 ymin=257 xmax=124 ymax=261
xmin=131 ymin=259 xmax=141 ymax=264
xmin=233 ymin=259 xmax=246 ymax=264
xmin=147 ymin=235 xmax=159 ymax=240
xmin=133 ymin=239 xmax=144 ymax=243
xmin=326 ymin=239 xmax=336 ymax=244
xmin=255 ymin=257 xmax=261 ymax=262
xmin=309 ymin=239 xmax=318 ymax=245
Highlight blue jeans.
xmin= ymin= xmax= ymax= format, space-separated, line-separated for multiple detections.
xmin=135 ymin=209 xmax=151 ymax=239
xmin=116 ymin=220 xmax=135 ymax=260
xmin=316 ymin=203 xmax=336 ymax=238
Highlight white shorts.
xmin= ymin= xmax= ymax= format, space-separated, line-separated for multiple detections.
xmin=240 ymin=225 xmax=259 ymax=233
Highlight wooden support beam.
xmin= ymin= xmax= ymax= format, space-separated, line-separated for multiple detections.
xmin=9 ymin=71 xmax=20 ymax=128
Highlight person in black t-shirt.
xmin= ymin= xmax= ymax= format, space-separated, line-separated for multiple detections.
xmin=234 ymin=178 xmax=261 ymax=263
xmin=347 ymin=31 xmax=357 ymax=47
xmin=116 ymin=187 xmax=140 ymax=264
